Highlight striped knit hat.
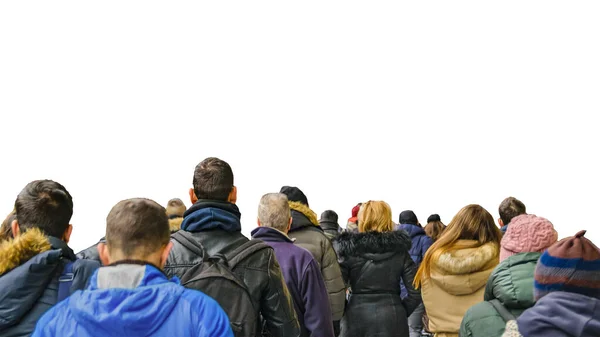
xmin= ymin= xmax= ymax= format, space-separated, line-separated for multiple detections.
xmin=534 ymin=230 xmax=600 ymax=300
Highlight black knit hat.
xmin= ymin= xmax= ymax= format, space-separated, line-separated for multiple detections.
xmin=399 ymin=210 xmax=418 ymax=225
xmin=427 ymin=214 xmax=441 ymax=223
xmin=279 ymin=186 xmax=309 ymax=206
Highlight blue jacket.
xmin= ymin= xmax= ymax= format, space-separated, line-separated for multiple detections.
xmin=396 ymin=224 xmax=432 ymax=298
xmin=31 ymin=263 xmax=233 ymax=337
xmin=252 ymin=227 xmax=334 ymax=337
xmin=516 ymin=291 xmax=600 ymax=337
xmin=0 ymin=229 xmax=99 ymax=337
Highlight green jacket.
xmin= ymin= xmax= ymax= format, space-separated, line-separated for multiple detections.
xmin=459 ymin=252 xmax=541 ymax=337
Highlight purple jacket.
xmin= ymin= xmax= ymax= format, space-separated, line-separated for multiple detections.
xmin=251 ymin=227 xmax=334 ymax=337
xmin=517 ymin=291 xmax=600 ymax=337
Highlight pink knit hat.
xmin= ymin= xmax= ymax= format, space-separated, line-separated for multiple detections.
xmin=500 ymin=214 xmax=558 ymax=262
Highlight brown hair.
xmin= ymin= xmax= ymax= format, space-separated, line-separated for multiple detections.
xmin=424 ymin=220 xmax=446 ymax=241
xmin=106 ymin=198 xmax=170 ymax=257
xmin=0 ymin=211 xmax=16 ymax=242
xmin=358 ymin=201 xmax=394 ymax=233
xmin=193 ymin=157 xmax=234 ymax=201
xmin=414 ymin=204 xmax=502 ymax=288
xmin=498 ymin=197 xmax=526 ymax=226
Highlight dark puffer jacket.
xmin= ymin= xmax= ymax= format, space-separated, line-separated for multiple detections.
xmin=0 ymin=229 xmax=99 ymax=337
xmin=396 ymin=224 xmax=433 ymax=298
xmin=164 ymin=200 xmax=301 ymax=337
xmin=333 ymin=230 xmax=421 ymax=337
xmin=287 ymin=201 xmax=346 ymax=323
xmin=319 ymin=220 xmax=342 ymax=241
xmin=76 ymin=238 xmax=105 ymax=264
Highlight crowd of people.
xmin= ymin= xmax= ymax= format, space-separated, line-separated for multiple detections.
xmin=0 ymin=156 xmax=598 ymax=337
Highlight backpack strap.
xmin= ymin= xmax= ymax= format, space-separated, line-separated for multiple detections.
xmin=489 ymin=299 xmax=516 ymax=322
xmin=57 ymin=261 xmax=75 ymax=302
xmin=224 ymin=239 xmax=271 ymax=269
xmin=172 ymin=231 xmax=206 ymax=258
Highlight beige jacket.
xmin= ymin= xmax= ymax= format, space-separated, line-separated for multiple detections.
xmin=421 ymin=240 xmax=499 ymax=337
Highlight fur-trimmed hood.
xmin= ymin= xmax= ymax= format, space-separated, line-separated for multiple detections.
xmin=431 ymin=240 xmax=499 ymax=295
xmin=0 ymin=228 xmax=51 ymax=276
xmin=169 ymin=217 xmax=183 ymax=233
xmin=289 ymin=201 xmax=320 ymax=231
xmin=333 ymin=230 xmax=412 ymax=260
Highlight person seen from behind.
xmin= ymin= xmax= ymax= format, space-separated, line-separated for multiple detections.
xmin=501 ymin=230 xmax=600 ymax=337
xmin=346 ymin=203 xmax=361 ymax=233
xmin=280 ymin=186 xmax=346 ymax=336
xmin=333 ymin=200 xmax=421 ymax=337
xmin=423 ymin=214 xmax=446 ymax=242
xmin=31 ymin=198 xmax=233 ymax=337
xmin=319 ymin=210 xmax=342 ymax=240
xmin=498 ymin=197 xmax=526 ymax=235
xmin=0 ymin=180 xmax=100 ymax=337
xmin=460 ymin=214 xmax=558 ymax=337
xmin=252 ymin=193 xmax=334 ymax=337
xmin=166 ymin=198 xmax=186 ymax=232
xmin=396 ymin=210 xmax=433 ymax=337
xmin=165 ymin=158 xmax=300 ymax=337
xmin=414 ymin=204 xmax=502 ymax=337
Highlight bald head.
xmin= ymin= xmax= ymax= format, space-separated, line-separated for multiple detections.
xmin=257 ymin=193 xmax=291 ymax=233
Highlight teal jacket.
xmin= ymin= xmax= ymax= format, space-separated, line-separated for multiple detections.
xmin=459 ymin=253 xmax=540 ymax=337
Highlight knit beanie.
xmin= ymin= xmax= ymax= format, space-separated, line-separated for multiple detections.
xmin=427 ymin=214 xmax=441 ymax=223
xmin=279 ymin=186 xmax=309 ymax=206
xmin=500 ymin=214 xmax=558 ymax=262
xmin=534 ymin=230 xmax=600 ymax=300
xmin=351 ymin=204 xmax=361 ymax=218
xmin=399 ymin=210 xmax=418 ymax=225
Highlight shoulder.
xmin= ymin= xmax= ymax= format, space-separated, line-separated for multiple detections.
xmin=73 ymin=259 xmax=100 ymax=280
xmin=180 ymin=289 xmax=231 ymax=323
xmin=464 ymin=301 xmax=497 ymax=321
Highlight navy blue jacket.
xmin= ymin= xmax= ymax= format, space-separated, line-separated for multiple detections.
xmin=252 ymin=227 xmax=334 ymax=337
xmin=0 ymin=229 xmax=99 ymax=337
xmin=396 ymin=223 xmax=433 ymax=298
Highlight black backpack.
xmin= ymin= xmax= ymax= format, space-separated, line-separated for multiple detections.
xmin=172 ymin=231 xmax=271 ymax=337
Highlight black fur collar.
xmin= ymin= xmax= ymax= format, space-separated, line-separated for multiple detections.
xmin=333 ymin=230 xmax=411 ymax=259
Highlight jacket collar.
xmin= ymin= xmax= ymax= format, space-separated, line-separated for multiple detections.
xmin=91 ymin=263 xmax=177 ymax=290
xmin=333 ymin=230 xmax=411 ymax=259
xmin=251 ymin=227 xmax=294 ymax=243
xmin=0 ymin=228 xmax=53 ymax=276
xmin=48 ymin=235 xmax=76 ymax=260
xmin=397 ymin=223 xmax=426 ymax=238
xmin=181 ymin=200 xmax=242 ymax=232
xmin=319 ymin=220 xmax=340 ymax=231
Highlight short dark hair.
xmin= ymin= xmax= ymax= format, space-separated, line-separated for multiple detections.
xmin=320 ymin=210 xmax=338 ymax=223
xmin=14 ymin=180 xmax=73 ymax=238
xmin=105 ymin=198 xmax=170 ymax=257
xmin=193 ymin=157 xmax=234 ymax=201
xmin=498 ymin=197 xmax=526 ymax=226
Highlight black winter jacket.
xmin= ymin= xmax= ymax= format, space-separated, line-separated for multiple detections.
xmin=164 ymin=200 xmax=301 ymax=337
xmin=333 ymin=230 xmax=421 ymax=337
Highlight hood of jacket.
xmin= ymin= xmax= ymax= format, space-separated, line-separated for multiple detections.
xmin=251 ymin=227 xmax=294 ymax=244
xmin=289 ymin=201 xmax=321 ymax=232
xmin=484 ymin=252 xmax=540 ymax=309
xmin=68 ymin=264 xmax=185 ymax=335
xmin=430 ymin=240 xmax=499 ymax=296
xmin=397 ymin=223 xmax=427 ymax=239
xmin=169 ymin=217 xmax=183 ymax=232
xmin=0 ymin=229 xmax=70 ymax=330
xmin=334 ymin=230 xmax=411 ymax=261
xmin=518 ymin=291 xmax=600 ymax=337
xmin=180 ymin=200 xmax=242 ymax=233
xmin=319 ymin=220 xmax=340 ymax=232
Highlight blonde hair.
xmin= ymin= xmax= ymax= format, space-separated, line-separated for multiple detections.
xmin=358 ymin=201 xmax=394 ymax=233
xmin=414 ymin=204 xmax=502 ymax=288
xmin=424 ymin=221 xmax=446 ymax=241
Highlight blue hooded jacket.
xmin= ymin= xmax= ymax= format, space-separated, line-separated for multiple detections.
xmin=516 ymin=291 xmax=600 ymax=337
xmin=396 ymin=224 xmax=433 ymax=298
xmin=31 ymin=263 xmax=233 ymax=337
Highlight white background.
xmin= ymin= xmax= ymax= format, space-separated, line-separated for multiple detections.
xmin=1 ymin=1 xmax=599 ymax=253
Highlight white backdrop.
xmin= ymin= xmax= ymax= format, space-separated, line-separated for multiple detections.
xmin=1 ymin=1 xmax=599 ymax=252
